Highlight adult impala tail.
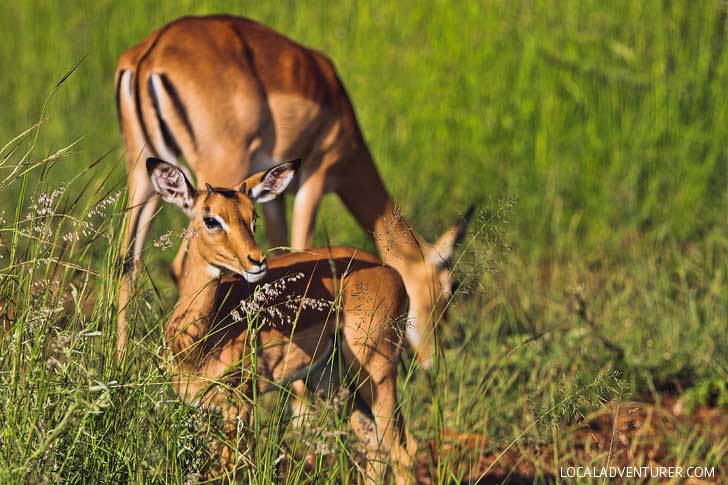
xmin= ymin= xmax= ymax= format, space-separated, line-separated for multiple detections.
xmin=115 ymin=15 xmax=473 ymax=365
xmin=148 ymin=158 xmax=416 ymax=483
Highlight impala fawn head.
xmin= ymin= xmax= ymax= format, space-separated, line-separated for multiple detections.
xmin=146 ymin=157 xmax=300 ymax=282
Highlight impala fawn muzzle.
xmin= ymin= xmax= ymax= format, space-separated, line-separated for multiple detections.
xmin=147 ymin=157 xmax=416 ymax=483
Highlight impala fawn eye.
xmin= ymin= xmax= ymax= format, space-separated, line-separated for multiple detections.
xmin=203 ymin=217 xmax=221 ymax=230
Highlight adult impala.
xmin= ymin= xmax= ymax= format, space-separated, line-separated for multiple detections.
xmin=115 ymin=15 xmax=472 ymax=364
xmin=148 ymin=157 xmax=415 ymax=483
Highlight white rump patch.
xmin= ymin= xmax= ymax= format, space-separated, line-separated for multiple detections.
xmin=121 ymin=70 xmax=133 ymax=102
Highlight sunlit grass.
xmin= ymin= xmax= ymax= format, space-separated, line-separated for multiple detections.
xmin=1 ymin=1 xmax=728 ymax=483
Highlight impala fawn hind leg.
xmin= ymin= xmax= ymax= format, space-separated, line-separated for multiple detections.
xmin=342 ymin=295 xmax=416 ymax=483
xmin=346 ymin=354 xmax=415 ymax=484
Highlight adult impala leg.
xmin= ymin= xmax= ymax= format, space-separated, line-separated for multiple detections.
xmin=334 ymin=148 xmax=452 ymax=367
xmin=262 ymin=196 xmax=288 ymax=251
xmin=117 ymin=164 xmax=159 ymax=359
xmin=246 ymin=147 xmax=289 ymax=252
xmin=116 ymin=66 xmax=163 ymax=359
xmin=291 ymin=168 xmax=327 ymax=250
xmin=118 ymin=189 xmax=158 ymax=358
xmin=288 ymin=168 xmax=327 ymax=428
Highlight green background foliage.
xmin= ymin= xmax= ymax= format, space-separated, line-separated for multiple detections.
xmin=1 ymin=1 xmax=727 ymax=483
xmin=3 ymin=0 xmax=726 ymax=254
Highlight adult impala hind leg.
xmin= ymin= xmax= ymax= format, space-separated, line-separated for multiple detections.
xmin=118 ymin=163 xmax=161 ymax=359
xmin=116 ymin=65 xmax=160 ymax=358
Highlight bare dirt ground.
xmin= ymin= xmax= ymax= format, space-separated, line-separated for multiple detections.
xmin=416 ymin=399 xmax=728 ymax=484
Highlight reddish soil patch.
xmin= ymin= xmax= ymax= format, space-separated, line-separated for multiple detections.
xmin=416 ymin=399 xmax=728 ymax=484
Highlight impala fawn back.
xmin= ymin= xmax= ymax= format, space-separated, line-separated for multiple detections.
xmin=148 ymin=158 xmax=416 ymax=483
xmin=116 ymin=15 xmax=473 ymax=366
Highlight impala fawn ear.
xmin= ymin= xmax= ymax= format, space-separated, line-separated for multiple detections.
xmin=146 ymin=157 xmax=196 ymax=215
xmin=242 ymin=159 xmax=301 ymax=203
xmin=428 ymin=205 xmax=475 ymax=267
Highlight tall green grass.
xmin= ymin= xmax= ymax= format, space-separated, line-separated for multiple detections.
xmin=1 ymin=1 xmax=727 ymax=483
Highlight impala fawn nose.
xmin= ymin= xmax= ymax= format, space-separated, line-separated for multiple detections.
xmin=247 ymin=255 xmax=266 ymax=268
xmin=241 ymin=254 xmax=267 ymax=283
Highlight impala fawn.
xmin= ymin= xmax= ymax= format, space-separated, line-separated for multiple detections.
xmin=148 ymin=157 xmax=416 ymax=483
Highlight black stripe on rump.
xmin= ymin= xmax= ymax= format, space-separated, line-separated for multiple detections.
xmin=148 ymin=76 xmax=182 ymax=158
xmin=133 ymin=33 xmax=164 ymax=158
xmin=115 ymin=70 xmax=126 ymax=131
xmin=158 ymin=73 xmax=197 ymax=148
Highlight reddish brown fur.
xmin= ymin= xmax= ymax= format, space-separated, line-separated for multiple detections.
xmin=116 ymin=14 xmax=469 ymax=378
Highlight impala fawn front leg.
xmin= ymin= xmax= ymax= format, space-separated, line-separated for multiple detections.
xmin=200 ymin=396 xmax=251 ymax=481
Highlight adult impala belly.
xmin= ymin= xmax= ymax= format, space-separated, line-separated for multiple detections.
xmin=266 ymin=93 xmax=326 ymax=162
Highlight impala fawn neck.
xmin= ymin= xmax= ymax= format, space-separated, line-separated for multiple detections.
xmin=166 ymin=240 xmax=220 ymax=363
